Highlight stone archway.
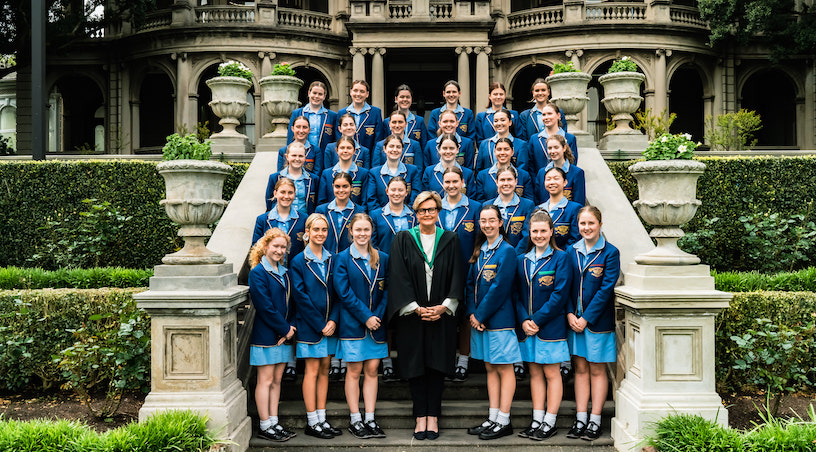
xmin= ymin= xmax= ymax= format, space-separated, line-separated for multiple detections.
xmin=293 ymin=66 xmax=332 ymax=111
xmin=741 ymin=69 xmax=797 ymax=147
xmin=669 ymin=65 xmax=705 ymax=142
xmin=51 ymin=75 xmax=105 ymax=153
xmin=509 ymin=63 xmax=554 ymax=116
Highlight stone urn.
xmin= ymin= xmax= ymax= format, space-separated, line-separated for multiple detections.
xmin=546 ymin=72 xmax=591 ymax=133
xmin=156 ymin=159 xmax=233 ymax=265
xmin=599 ymin=72 xmax=645 ymax=135
xmin=206 ymin=76 xmax=252 ymax=139
xmin=259 ymin=75 xmax=303 ymax=138
xmin=629 ymin=159 xmax=706 ymax=265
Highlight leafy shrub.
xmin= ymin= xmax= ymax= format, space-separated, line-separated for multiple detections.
xmin=705 ymin=109 xmax=762 ymax=151
xmin=608 ymin=156 xmax=816 ymax=272
xmin=0 ymin=411 xmax=220 ymax=452
xmin=551 ymin=61 xmax=579 ymax=73
xmin=0 ymin=161 xmax=247 ymax=270
xmin=744 ymin=405 xmax=816 ymax=452
xmin=271 ymin=62 xmax=296 ymax=76
xmin=0 ymin=288 xmax=148 ymax=392
xmin=217 ymin=60 xmax=253 ymax=81
xmin=739 ymin=209 xmax=816 ymax=273
xmin=634 ymin=107 xmax=677 ymax=141
xmin=162 ymin=133 xmax=212 ymax=161
xmin=713 ymin=267 xmax=816 ymax=292
xmin=0 ymin=266 xmax=152 ymax=290
xmin=607 ymin=56 xmax=638 ymax=73
xmin=642 ymin=132 xmax=698 ymax=160
xmin=715 ymin=291 xmax=816 ymax=393
xmin=644 ymin=412 xmax=744 ymax=451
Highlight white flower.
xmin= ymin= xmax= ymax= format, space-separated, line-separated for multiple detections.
xmin=660 ymin=135 xmax=669 ymax=142
xmin=678 ymin=145 xmax=687 ymax=152
xmin=683 ymin=133 xmax=692 ymax=140
xmin=622 ymin=56 xmax=630 ymax=61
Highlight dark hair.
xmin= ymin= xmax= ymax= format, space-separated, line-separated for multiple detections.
xmin=495 ymin=165 xmax=518 ymax=181
xmin=388 ymin=109 xmax=407 ymax=121
xmin=351 ymin=80 xmax=371 ymax=91
xmin=442 ymin=165 xmax=464 ymax=181
xmin=529 ymin=78 xmax=551 ymax=104
xmin=542 ymin=103 xmax=563 ymax=129
xmin=308 ymin=81 xmax=328 ymax=94
xmin=469 ymin=204 xmax=507 ymax=264
xmin=438 ymin=132 xmax=460 ymax=150
xmin=495 ymin=136 xmax=514 ymax=150
xmin=333 ymin=171 xmax=354 ymax=185
xmin=443 ymin=80 xmax=461 ymax=92
xmin=544 ymin=166 xmax=568 ymax=181
xmin=394 ymin=84 xmax=413 ymax=98
xmin=292 ymin=115 xmax=311 ymax=129
xmin=338 ymin=112 xmax=356 ymax=127
xmin=335 ymin=136 xmax=356 ymax=155
xmin=485 ymin=81 xmax=508 ymax=108
xmin=524 ymin=208 xmax=560 ymax=253
xmin=386 ymin=175 xmax=408 ymax=190
xmin=383 ymin=134 xmax=404 ymax=150
xmin=546 ymin=135 xmax=575 ymax=164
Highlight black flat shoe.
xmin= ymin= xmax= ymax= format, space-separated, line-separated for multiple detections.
xmin=566 ymin=419 xmax=586 ymax=439
xmin=467 ymin=420 xmax=492 ymax=435
xmin=321 ymin=421 xmax=342 ymax=436
xmin=257 ymin=425 xmax=291 ymax=442
xmin=305 ymin=423 xmax=334 ymax=439
xmin=518 ymin=421 xmax=540 ymax=438
xmin=425 ymin=429 xmax=439 ymax=440
xmin=581 ymin=420 xmax=602 ymax=441
xmin=530 ymin=422 xmax=557 ymax=441
xmin=413 ymin=430 xmax=427 ymax=440
xmin=348 ymin=421 xmax=374 ymax=439
xmin=274 ymin=423 xmax=296 ymax=439
xmin=479 ymin=421 xmax=513 ymax=440
xmin=514 ymin=365 xmax=526 ymax=381
xmin=365 ymin=420 xmax=386 ymax=438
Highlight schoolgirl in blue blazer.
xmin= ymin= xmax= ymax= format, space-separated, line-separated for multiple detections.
xmin=336 ymin=80 xmax=384 ymax=153
xmin=533 ymin=167 xmax=582 ymax=251
xmin=424 ymin=109 xmax=476 ymax=169
xmin=372 ymin=111 xmax=424 ymax=169
xmin=254 ymin=178 xmax=307 ymax=262
xmin=428 ymin=80 xmax=476 ymax=140
xmin=318 ymin=137 xmax=371 ymax=208
xmin=290 ymin=212 xmax=341 ymax=438
xmin=316 ymin=172 xmax=366 ymax=253
xmin=518 ymin=78 xmax=568 ymax=141
xmin=422 ymin=133 xmax=475 ymax=199
xmin=534 ymin=135 xmax=585 ymax=206
xmin=287 ymin=81 xmax=337 ymax=152
xmin=248 ymin=228 xmax=298 ymax=442
xmin=266 ymin=142 xmax=318 ymax=214
xmin=473 ymin=137 xmax=533 ymax=203
xmin=324 ymin=113 xmax=371 ymax=170
xmin=278 ymin=116 xmax=323 ymax=177
xmin=565 ymin=205 xmax=620 ymax=441
xmin=514 ymin=209 xmax=572 ymax=440
xmin=482 ymin=167 xmax=536 ymax=249
xmin=367 ymin=135 xmax=422 ymax=211
xmin=522 ymin=104 xmax=578 ymax=176
xmin=384 ymin=84 xmax=430 ymax=148
xmin=474 ymin=82 xmax=522 ymax=143
xmin=437 ymin=166 xmax=480 ymax=269
xmin=465 ymin=205 xmax=521 ymax=440
xmin=474 ymin=110 xmax=529 ymax=173
xmin=370 ymin=177 xmax=416 ymax=253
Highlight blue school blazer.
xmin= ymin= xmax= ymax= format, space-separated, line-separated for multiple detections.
xmin=336 ymin=105 xmax=385 ymax=153
xmin=287 ymin=107 xmax=338 ymax=151
xmin=290 ymin=250 xmax=338 ymax=344
xmin=384 ymin=115 xmax=430 ymax=149
xmin=315 ymin=202 xmax=366 ymax=253
xmin=317 ymin=166 xmax=371 ymax=208
xmin=333 ymin=250 xmax=389 ymax=342
xmin=534 ymin=165 xmax=586 ymax=207
xmin=514 ymin=250 xmax=571 ymax=341
xmin=428 ymin=106 xmax=476 ymax=140
xmin=323 ymin=141 xmax=371 ymax=170
xmin=265 ymin=171 xmax=318 ymax=214
xmin=423 ymin=134 xmax=476 ymax=170
xmin=371 ymin=137 xmax=424 ymax=169
xmin=437 ymin=199 xmax=480 ymax=268
xmin=252 ymin=208 xmax=307 ymax=260
xmin=474 ymin=136 xmax=530 ymax=173
xmin=474 ymin=109 xmax=522 ymax=143
xmin=248 ymin=263 xmax=294 ymax=346
xmin=569 ymin=241 xmax=620 ymax=334
xmin=366 ymin=164 xmax=422 ymax=212
xmin=473 ymin=167 xmax=534 ymax=203
xmin=481 ymin=196 xmax=536 ymax=249
xmin=371 ymin=207 xmax=416 ymax=253
xmin=518 ymin=107 xmax=568 ymax=141
xmin=465 ymin=239 xmax=518 ymax=330
xmin=277 ymin=141 xmax=323 ymax=177
xmin=522 ymin=131 xmax=579 ymax=176
xmin=422 ymin=165 xmax=476 ymax=200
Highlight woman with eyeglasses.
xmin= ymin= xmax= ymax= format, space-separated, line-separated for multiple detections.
xmin=387 ymin=191 xmax=464 ymax=441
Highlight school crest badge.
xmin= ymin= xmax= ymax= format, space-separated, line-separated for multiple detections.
xmin=297 ymin=232 xmax=304 ymax=242
xmin=555 ymin=225 xmax=570 ymax=235
xmin=483 ymin=270 xmax=496 ymax=282
xmin=565 ymin=188 xmax=573 ymax=199
xmin=459 ymin=124 xmax=467 ymax=133
xmin=457 ymin=156 xmax=465 ymax=165
xmin=406 ymin=156 xmax=414 ymax=165
xmin=511 ymin=221 xmax=523 ymax=235
xmin=538 ymin=275 xmax=554 ymax=286
xmin=515 ymin=187 xmax=524 ymax=196
xmin=305 ymin=162 xmax=315 ymax=171
xmin=352 ymin=186 xmax=362 ymax=196
xmin=589 ymin=266 xmax=604 ymax=278
xmin=413 ymin=131 xmax=421 ymax=140
xmin=378 ymin=280 xmax=385 ymax=291
xmin=365 ymin=126 xmax=375 ymax=136
xmin=464 ymin=221 xmax=475 ymax=232
xmin=324 ymin=125 xmax=334 ymax=134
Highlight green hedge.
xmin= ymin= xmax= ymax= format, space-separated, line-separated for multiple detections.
xmin=0 ymin=160 xmax=248 ymax=270
xmin=715 ymin=291 xmax=816 ymax=392
xmin=609 ymin=156 xmax=816 ymax=272
xmin=0 ymin=267 xmax=153 ymax=289
xmin=0 ymin=288 xmax=149 ymax=391
xmin=714 ymin=268 xmax=816 ymax=292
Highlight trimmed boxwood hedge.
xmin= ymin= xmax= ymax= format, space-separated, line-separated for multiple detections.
xmin=0 ymin=160 xmax=247 ymax=270
xmin=608 ymin=155 xmax=816 ymax=272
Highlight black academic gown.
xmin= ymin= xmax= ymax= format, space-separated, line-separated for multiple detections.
xmin=387 ymin=228 xmax=464 ymax=380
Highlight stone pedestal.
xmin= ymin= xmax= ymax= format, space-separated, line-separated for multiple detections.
xmin=254 ymin=136 xmax=285 ymax=157
xmin=136 ymin=264 xmax=251 ymax=452
xmin=211 ymin=136 xmax=251 ymax=154
xmin=574 ymin=131 xmax=597 ymax=149
xmin=599 ymin=133 xmax=649 ymax=152
xmin=611 ymin=263 xmax=731 ymax=452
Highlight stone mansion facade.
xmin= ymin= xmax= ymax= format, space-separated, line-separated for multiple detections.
xmin=10 ymin=0 xmax=816 ymax=154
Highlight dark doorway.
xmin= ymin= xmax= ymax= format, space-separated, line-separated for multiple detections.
xmin=384 ymin=48 xmax=458 ymax=122
xmin=669 ymin=65 xmax=704 ymax=143
xmin=294 ymin=67 xmax=332 ymax=109
xmin=51 ymin=75 xmax=105 ymax=153
xmin=139 ymin=72 xmax=174 ymax=150
xmin=510 ymin=64 xmax=554 ymax=114
xmin=741 ymin=69 xmax=797 ymax=147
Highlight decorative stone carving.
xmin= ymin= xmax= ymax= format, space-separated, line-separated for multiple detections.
xmin=206 ymin=76 xmax=252 ymax=139
xmin=599 ymin=72 xmax=646 ymax=135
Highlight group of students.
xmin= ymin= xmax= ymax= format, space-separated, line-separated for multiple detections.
xmin=247 ymin=77 xmax=619 ymax=443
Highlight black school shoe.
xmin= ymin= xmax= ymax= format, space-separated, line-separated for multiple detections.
xmin=274 ymin=423 xmax=296 ymax=439
xmin=518 ymin=421 xmax=540 ymax=438
xmin=467 ymin=420 xmax=492 ymax=435
xmin=257 ymin=425 xmax=291 ymax=442
xmin=321 ymin=420 xmax=342 ymax=436
xmin=514 ymin=365 xmax=526 ymax=381
xmin=282 ymin=366 xmax=296 ymax=382
xmin=530 ymin=422 xmax=557 ymax=441
xmin=366 ymin=420 xmax=386 ymax=438
xmin=304 ymin=422 xmax=334 ymax=439
xmin=581 ymin=420 xmax=602 ymax=441
xmin=451 ymin=366 xmax=469 ymax=382
xmin=479 ymin=421 xmax=513 ymax=440
xmin=348 ymin=421 xmax=374 ymax=439
xmin=566 ymin=419 xmax=586 ymax=439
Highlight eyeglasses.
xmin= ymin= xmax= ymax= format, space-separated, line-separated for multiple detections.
xmin=479 ymin=218 xmax=501 ymax=225
xmin=417 ymin=207 xmax=439 ymax=215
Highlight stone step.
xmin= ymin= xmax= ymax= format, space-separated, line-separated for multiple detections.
xmin=248 ymin=427 xmax=615 ymax=451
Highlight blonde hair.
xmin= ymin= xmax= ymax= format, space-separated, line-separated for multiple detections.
xmin=413 ymin=191 xmax=442 ymax=212
xmin=546 ymin=135 xmax=575 ymax=164
xmin=285 ymin=141 xmax=307 ymax=168
xmin=249 ymin=228 xmax=291 ymax=268
xmin=303 ymin=213 xmax=329 ymax=244
xmin=349 ymin=213 xmax=380 ymax=268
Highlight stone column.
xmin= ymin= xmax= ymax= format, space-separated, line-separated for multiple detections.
xmin=456 ymin=47 xmax=472 ymax=109
xmin=351 ymin=47 xmax=366 ymax=85
xmin=653 ymin=49 xmax=671 ymax=116
xmin=371 ymin=47 xmax=386 ymax=112
xmin=173 ymin=52 xmax=191 ymax=134
xmin=475 ymin=46 xmax=491 ymax=112
xmin=130 ymin=100 xmax=140 ymax=151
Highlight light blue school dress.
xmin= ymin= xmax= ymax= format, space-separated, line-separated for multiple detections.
xmin=293 ymin=246 xmax=339 ymax=358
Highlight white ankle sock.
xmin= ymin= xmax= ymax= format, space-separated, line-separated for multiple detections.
xmin=306 ymin=411 xmax=319 ymax=427
xmin=350 ymin=412 xmax=362 ymax=423
xmin=456 ymin=354 xmax=469 ymax=368
xmin=577 ymin=411 xmax=588 ymax=424
xmin=317 ymin=409 xmax=326 ymax=422
xmin=489 ymin=407 xmax=499 ymax=422
xmin=544 ymin=412 xmax=557 ymax=427
xmin=496 ymin=411 xmax=510 ymax=426
xmin=533 ymin=409 xmax=545 ymax=423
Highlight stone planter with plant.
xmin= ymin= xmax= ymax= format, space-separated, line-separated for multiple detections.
xmin=259 ymin=62 xmax=304 ymax=138
xmin=546 ymin=61 xmax=592 ymax=145
xmin=206 ymin=61 xmax=253 ymax=139
xmin=600 ymin=56 xmax=645 ymax=135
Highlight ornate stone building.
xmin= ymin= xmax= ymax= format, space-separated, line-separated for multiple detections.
xmin=13 ymin=0 xmax=816 ymax=154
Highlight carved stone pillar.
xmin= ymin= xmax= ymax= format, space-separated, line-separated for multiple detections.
xmin=456 ymin=47 xmax=472 ymax=109
xmin=654 ymin=49 xmax=671 ymax=116
xmin=371 ymin=47 xmax=386 ymax=112
xmin=351 ymin=47 xmax=367 ymax=87
xmin=173 ymin=52 xmax=192 ymax=133
xmin=475 ymin=46 xmax=491 ymax=113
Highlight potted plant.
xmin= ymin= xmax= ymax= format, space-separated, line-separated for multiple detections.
xmin=260 ymin=62 xmax=304 ymax=138
xmin=600 ymin=56 xmax=645 ymax=135
xmin=546 ymin=61 xmax=592 ymax=139
xmin=156 ymin=133 xmax=233 ymax=265
xmin=629 ymin=132 xmax=706 ymax=265
xmin=206 ymin=61 xmax=253 ymax=139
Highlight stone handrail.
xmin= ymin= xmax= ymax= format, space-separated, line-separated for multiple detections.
xmin=135 ymin=10 xmax=172 ymax=32
xmin=586 ymin=2 xmax=647 ymax=21
xmin=431 ymin=1 xmax=454 ymax=19
xmin=389 ymin=1 xmax=412 ymax=19
xmin=507 ymin=6 xmax=564 ymax=30
xmin=277 ymin=7 xmax=333 ymax=30
xmin=669 ymin=5 xmax=707 ymax=27
xmin=195 ymin=6 xmax=255 ymax=24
